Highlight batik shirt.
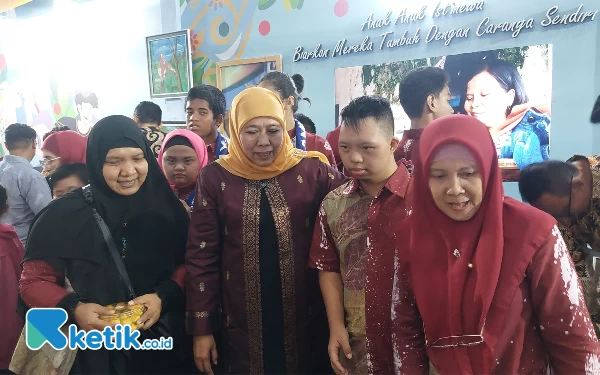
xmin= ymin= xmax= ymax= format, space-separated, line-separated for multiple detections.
xmin=308 ymin=162 xmax=411 ymax=374
xmin=561 ymin=154 xmax=600 ymax=337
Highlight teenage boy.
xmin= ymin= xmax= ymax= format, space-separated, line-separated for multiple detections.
xmin=309 ymin=96 xmax=412 ymax=375
xmin=395 ymin=67 xmax=454 ymax=167
xmin=185 ymin=85 xmax=228 ymax=162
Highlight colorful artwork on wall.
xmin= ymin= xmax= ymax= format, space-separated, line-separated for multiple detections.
xmin=146 ymin=30 xmax=193 ymax=98
xmin=216 ymin=55 xmax=282 ymax=109
xmin=0 ymin=51 xmax=100 ymax=161
xmin=335 ymin=44 xmax=553 ymax=182
xmin=180 ymin=0 xmax=304 ymax=86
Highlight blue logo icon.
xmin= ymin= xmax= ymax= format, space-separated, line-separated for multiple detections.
xmin=25 ymin=307 xmax=173 ymax=351
xmin=26 ymin=308 xmax=68 ymax=350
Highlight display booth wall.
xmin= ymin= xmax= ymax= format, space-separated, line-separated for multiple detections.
xmin=180 ymin=0 xmax=600 ymax=197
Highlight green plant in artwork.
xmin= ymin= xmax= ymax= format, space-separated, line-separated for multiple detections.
xmin=496 ymin=46 xmax=529 ymax=68
xmin=148 ymin=34 xmax=190 ymax=96
xmin=361 ymin=58 xmax=432 ymax=104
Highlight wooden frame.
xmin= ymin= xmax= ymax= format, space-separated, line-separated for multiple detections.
xmin=146 ymin=30 xmax=193 ymax=99
xmin=216 ymin=55 xmax=282 ymax=109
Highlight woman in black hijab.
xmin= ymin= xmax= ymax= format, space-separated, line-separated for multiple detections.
xmin=19 ymin=115 xmax=192 ymax=374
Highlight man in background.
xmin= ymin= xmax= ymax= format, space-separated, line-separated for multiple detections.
xmin=0 ymin=123 xmax=51 ymax=245
xmin=394 ymin=66 xmax=454 ymax=169
xmin=134 ymin=101 xmax=165 ymax=158
xmin=186 ymin=85 xmax=228 ymax=162
xmin=519 ymin=156 xmax=600 ymax=338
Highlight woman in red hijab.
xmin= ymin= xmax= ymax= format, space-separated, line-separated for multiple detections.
xmin=391 ymin=115 xmax=600 ymax=374
xmin=41 ymin=130 xmax=87 ymax=176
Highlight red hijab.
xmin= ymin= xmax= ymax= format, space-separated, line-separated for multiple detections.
xmin=158 ymin=129 xmax=208 ymax=197
xmin=41 ymin=130 xmax=87 ymax=164
xmin=408 ymin=115 xmax=555 ymax=373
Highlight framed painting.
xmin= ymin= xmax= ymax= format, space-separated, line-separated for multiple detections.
xmin=146 ymin=30 xmax=193 ymax=99
xmin=216 ymin=55 xmax=282 ymax=109
xmin=161 ymin=120 xmax=187 ymax=134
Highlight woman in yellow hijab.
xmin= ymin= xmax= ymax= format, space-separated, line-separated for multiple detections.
xmin=186 ymin=87 xmax=345 ymax=375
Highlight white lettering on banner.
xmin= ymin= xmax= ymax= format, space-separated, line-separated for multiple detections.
xmin=541 ymin=5 xmax=598 ymax=27
xmin=477 ymin=17 xmax=534 ymax=38
xmin=291 ymin=2 xmax=599 ymax=63
xmin=380 ymin=30 xmax=421 ymax=49
xmin=361 ymin=12 xmax=392 ymax=31
xmin=433 ymin=1 xmax=485 ymax=17
xmin=293 ymin=45 xmax=330 ymax=62
xmin=332 ymin=37 xmax=374 ymax=57
xmin=395 ymin=6 xmax=427 ymax=25
xmin=426 ymin=25 xmax=470 ymax=46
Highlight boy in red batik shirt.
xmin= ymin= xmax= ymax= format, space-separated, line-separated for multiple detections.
xmin=309 ymin=96 xmax=412 ymax=375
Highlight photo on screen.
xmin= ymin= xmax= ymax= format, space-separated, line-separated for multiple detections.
xmin=335 ymin=44 xmax=553 ymax=181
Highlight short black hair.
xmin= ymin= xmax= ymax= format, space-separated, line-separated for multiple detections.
xmin=43 ymin=125 xmax=70 ymax=141
xmin=134 ymin=101 xmax=162 ymax=126
xmin=48 ymin=163 xmax=89 ymax=193
xmin=0 ymin=183 xmax=7 ymax=212
xmin=519 ymin=160 xmax=577 ymax=203
xmin=186 ymin=85 xmax=226 ymax=117
xmin=464 ymin=58 xmax=528 ymax=116
xmin=259 ymin=72 xmax=310 ymax=113
xmin=399 ymin=67 xmax=450 ymax=119
xmin=4 ymin=123 xmax=37 ymax=150
xmin=340 ymin=96 xmax=394 ymax=138
xmin=294 ymin=113 xmax=316 ymax=134
xmin=75 ymin=92 xmax=99 ymax=107
xmin=592 ymin=94 xmax=600 ymax=124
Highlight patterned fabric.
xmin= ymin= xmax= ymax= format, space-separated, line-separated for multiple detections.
xmin=293 ymin=119 xmax=307 ymax=150
xmin=561 ymin=154 xmax=600 ymax=337
xmin=309 ymin=162 xmax=411 ymax=374
xmin=495 ymin=107 xmax=550 ymax=169
xmin=215 ymin=131 xmax=229 ymax=159
xmin=393 ymin=128 xmax=423 ymax=173
xmin=140 ymin=126 xmax=166 ymax=158
xmin=185 ymin=158 xmax=346 ymax=374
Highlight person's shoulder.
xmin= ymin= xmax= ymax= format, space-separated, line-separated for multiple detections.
xmin=325 ymin=179 xmax=353 ymax=200
xmin=199 ymin=161 xmax=231 ymax=184
xmin=503 ymin=196 xmax=556 ymax=243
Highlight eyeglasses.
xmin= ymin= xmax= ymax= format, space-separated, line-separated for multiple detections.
xmin=40 ymin=157 xmax=61 ymax=167
xmin=427 ymin=319 xmax=485 ymax=348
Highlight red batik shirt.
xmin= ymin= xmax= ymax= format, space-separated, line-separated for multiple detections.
xmin=309 ymin=162 xmax=412 ymax=374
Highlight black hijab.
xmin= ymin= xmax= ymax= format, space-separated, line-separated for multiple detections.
xmin=25 ymin=115 xmax=190 ymax=304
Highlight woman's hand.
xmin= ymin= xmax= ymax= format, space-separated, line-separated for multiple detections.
xmin=328 ymin=325 xmax=352 ymax=375
xmin=193 ymin=335 xmax=218 ymax=374
xmin=73 ymin=302 xmax=116 ymax=332
xmin=129 ymin=293 xmax=162 ymax=330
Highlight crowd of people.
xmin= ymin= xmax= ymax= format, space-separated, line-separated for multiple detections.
xmin=1 ymin=68 xmax=600 ymax=375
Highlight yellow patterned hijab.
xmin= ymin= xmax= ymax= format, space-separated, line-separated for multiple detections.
xmin=216 ymin=87 xmax=328 ymax=180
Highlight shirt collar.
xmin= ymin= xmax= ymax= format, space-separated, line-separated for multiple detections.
xmin=343 ymin=161 xmax=411 ymax=198
xmin=401 ymin=128 xmax=424 ymax=141
xmin=4 ymin=154 xmax=33 ymax=166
